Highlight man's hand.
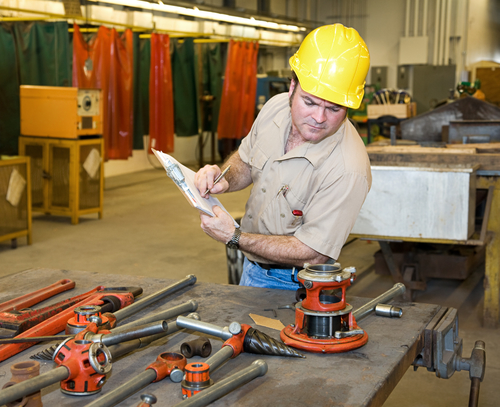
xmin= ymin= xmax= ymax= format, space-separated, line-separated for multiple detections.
xmin=200 ymin=206 xmax=235 ymax=244
xmin=194 ymin=165 xmax=230 ymax=198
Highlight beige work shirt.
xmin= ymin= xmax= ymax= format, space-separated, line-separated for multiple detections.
xmin=238 ymin=93 xmax=371 ymax=262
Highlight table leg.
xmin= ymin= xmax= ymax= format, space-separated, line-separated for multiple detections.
xmin=483 ymin=177 xmax=500 ymax=328
xmin=483 ymin=182 xmax=500 ymax=328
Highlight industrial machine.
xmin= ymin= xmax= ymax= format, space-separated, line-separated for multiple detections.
xmin=20 ymin=85 xmax=102 ymax=139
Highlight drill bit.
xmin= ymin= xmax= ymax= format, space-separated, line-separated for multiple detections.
xmin=243 ymin=328 xmax=305 ymax=358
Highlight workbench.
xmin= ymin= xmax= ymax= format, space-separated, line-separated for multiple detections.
xmin=353 ymin=144 xmax=500 ymax=328
xmin=0 ymin=268 xmax=441 ymax=406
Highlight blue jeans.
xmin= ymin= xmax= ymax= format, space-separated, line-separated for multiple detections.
xmin=239 ymin=257 xmax=300 ymax=290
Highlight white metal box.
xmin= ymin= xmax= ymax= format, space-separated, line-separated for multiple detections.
xmin=351 ymin=164 xmax=478 ymax=241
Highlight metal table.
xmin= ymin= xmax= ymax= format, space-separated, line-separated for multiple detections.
xmin=0 ymin=268 xmax=441 ymax=407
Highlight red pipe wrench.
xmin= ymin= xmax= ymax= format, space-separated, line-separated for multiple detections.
xmin=0 ymin=286 xmax=142 ymax=362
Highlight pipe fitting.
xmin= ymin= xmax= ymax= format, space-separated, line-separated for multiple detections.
xmin=181 ymin=337 xmax=212 ymax=358
xmin=1 ymin=361 xmax=43 ymax=407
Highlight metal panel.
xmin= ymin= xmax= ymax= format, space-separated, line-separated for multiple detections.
xmin=412 ymin=65 xmax=456 ymax=115
xmin=448 ymin=120 xmax=500 ymax=143
xmin=351 ymin=164 xmax=477 ymax=240
xmin=371 ymin=66 xmax=388 ymax=88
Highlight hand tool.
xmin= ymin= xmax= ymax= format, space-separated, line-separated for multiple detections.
xmin=0 ymin=283 xmax=110 ymax=338
xmin=281 ymin=265 xmax=406 ymax=353
xmin=204 ymin=165 xmax=231 ymax=195
xmin=0 ymin=320 xmax=172 ymax=404
xmin=29 ymin=296 xmax=198 ymax=360
xmin=176 ymin=316 xmax=304 ymax=359
xmin=0 ymin=279 xmax=75 ymax=313
xmin=181 ymin=336 xmax=212 ymax=358
xmin=84 ymin=352 xmax=187 ymax=407
xmin=176 ymin=318 xmax=301 ymax=400
xmin=137 ymin=394 xmax=157 ymax=407
xmin=352 ymin=283 xmax=406 ymax=321
xmin=0 ymin=286 xmax=141 ymax=363
xmin=281 ymin=263 xmax=368 ymax=353
xmin=175 ymin=360 xmax=268 ymax=406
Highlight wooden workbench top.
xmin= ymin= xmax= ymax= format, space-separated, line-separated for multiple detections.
xmin=0 ymin=268 xmax=441 ymax=407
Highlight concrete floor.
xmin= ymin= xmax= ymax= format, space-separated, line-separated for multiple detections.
xmin=1 ymin=167 xmax=498 ymax=406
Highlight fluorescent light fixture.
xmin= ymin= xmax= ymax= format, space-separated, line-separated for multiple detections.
xmin=89 ymin=0 xmax=306 ymax=32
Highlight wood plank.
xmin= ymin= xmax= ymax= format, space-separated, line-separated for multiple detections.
xmin=446 ymin=143 xmax=500 ymax=154
xmin=367 ymin=151 xmax=500 ymax=171
xmin=367 ymin=146 xmax=477 ymax=154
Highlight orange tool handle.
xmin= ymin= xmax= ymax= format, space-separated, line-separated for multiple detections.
xmin=0 ymin=287 xmax=134 ymax=363
xmin=0 ymin=279 xmax=76 ymax=312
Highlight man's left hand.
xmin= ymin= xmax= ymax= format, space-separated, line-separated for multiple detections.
xmin=200 ymin=206 xmax=235 ymax=244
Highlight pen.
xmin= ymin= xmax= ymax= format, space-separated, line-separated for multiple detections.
xmin=205 ymin=165 xmax=231 ymax=195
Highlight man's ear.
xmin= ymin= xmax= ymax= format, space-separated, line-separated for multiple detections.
xmin=288 ymin=78 xmax=296 ymax=98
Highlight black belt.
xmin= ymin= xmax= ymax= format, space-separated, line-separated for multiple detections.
xmin=252 ymin=261 xmax=294 ymax=270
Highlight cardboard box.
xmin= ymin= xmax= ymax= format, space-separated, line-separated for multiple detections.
xmin=367 ymin=102 xmax=416 ymax=119
xmin=20 ymin=86 xmax=102 ymax=139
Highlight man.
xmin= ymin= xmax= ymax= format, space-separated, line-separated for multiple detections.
xmin=194 ymin=24 xmax=371 ymax=290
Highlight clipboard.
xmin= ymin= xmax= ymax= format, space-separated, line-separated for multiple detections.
xmin=152 ymin=149 xmax=239 ymax=227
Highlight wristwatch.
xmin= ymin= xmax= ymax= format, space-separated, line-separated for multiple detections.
xmin=226 ymin=227 xmax=241 ymax=250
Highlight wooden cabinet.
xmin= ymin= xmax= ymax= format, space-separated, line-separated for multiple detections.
xmin=19 ymin=136 xmax=104 ymax=225
xmin=0 ymin=156 xmax=32 ymax=247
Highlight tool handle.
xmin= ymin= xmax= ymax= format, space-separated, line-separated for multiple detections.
xmin=173 ymin=360 xmax=267 ymax=407
xmin=0 ymin=366 xmax=68 ymax=406
xmin=0 ymin=279 xmax=75 ymax=312
xmin=353 ymin=283 xmax=406 ymax=321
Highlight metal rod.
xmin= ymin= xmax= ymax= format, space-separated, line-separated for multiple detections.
xmin=469 ymin=377 xmax=481 ymax=407
xmin=353 ymin=283 xmax=406 ymax=321
xmin=111 ymin=300 xmax=198 ymax=333
xmin=173 ymin=360 xmax=268 ymax=407
xmin=96 ymin=321 xmax=168 ymax=347
xmin=109 ymin=314 xmax=200 ymax=360
xmin=205 ymin=346 xmax=234 ymax=373
xmin=113 ymin=275 xmax=197 ymax=322
xmin=0 ymin=335 xmax=73 ymax=344
xmin=176 ymin=316 xmax=233 ymax=341
xmin=85 ymin=369 xmax=157 ymax=407
xmin=0 ymin=366 xmax=69 ymax=406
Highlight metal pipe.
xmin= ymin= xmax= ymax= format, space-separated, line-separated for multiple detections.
xmin=469 ymin=377 xmax=480 ymax=407
xmin=85 ymin=369 xmax=157 ymax=407
xmin=109 ymin=314 xmax=200 ymax=359
xmin=439 ymin=0 xmax=446 ymax=64
xmin=405 ymin=0 xmax=410 ymax=37
xmin=173 ymin=360 xmax=268 ymax=407
xmin=176 ymin=317 xmax=233 ymax=341
xmin=353 ymin=283 xmax=406 ymax=321
xmin=375 ymin=304 xmax=403 ymax=318
xmin=93 ymin=321 xmax=168 ymax=347
xmin=0 ymin=366 xmax=69 ymax=406
xmin=422 ymin=0 xmax=428 ymax=36
xmin=444 ymin=0 xmax=452 ymax=65
xmin=433 ymin=0 xmax=440 ymax=65
xmin=414 ymin=0 xmax=419 ymax=37
xmin=111 ymin=300 xmax=198 ymax=333
xmin=205 ymin=346 xmax=234 ymax=373
xmin=113 ymin=275 xmax=196 ymax=322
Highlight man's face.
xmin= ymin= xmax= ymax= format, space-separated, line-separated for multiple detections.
xmin=288 ymin=79 xmax=347 ymax=143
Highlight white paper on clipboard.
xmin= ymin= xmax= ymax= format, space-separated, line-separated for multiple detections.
xmin=152 ymin=149 xmax=239 ymax=228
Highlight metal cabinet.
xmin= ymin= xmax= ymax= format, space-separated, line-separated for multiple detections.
xmin=0 ymin=156 xmax=32 ymax=247
xmin=19 ymin=136 xmax=104 ymax=225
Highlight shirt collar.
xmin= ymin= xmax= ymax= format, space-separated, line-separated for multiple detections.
xmin=274 ymin=110 xmax=346 ymax=169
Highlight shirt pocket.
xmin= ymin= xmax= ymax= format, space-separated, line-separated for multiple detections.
xmin=248 ymin=148 xmax=269 ymax=186
xmin=261 ymin=188 xmax=305 ymax=235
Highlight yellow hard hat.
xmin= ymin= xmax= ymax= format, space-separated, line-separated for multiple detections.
xmin=290 ymin=24 xmax=370 ymax=109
